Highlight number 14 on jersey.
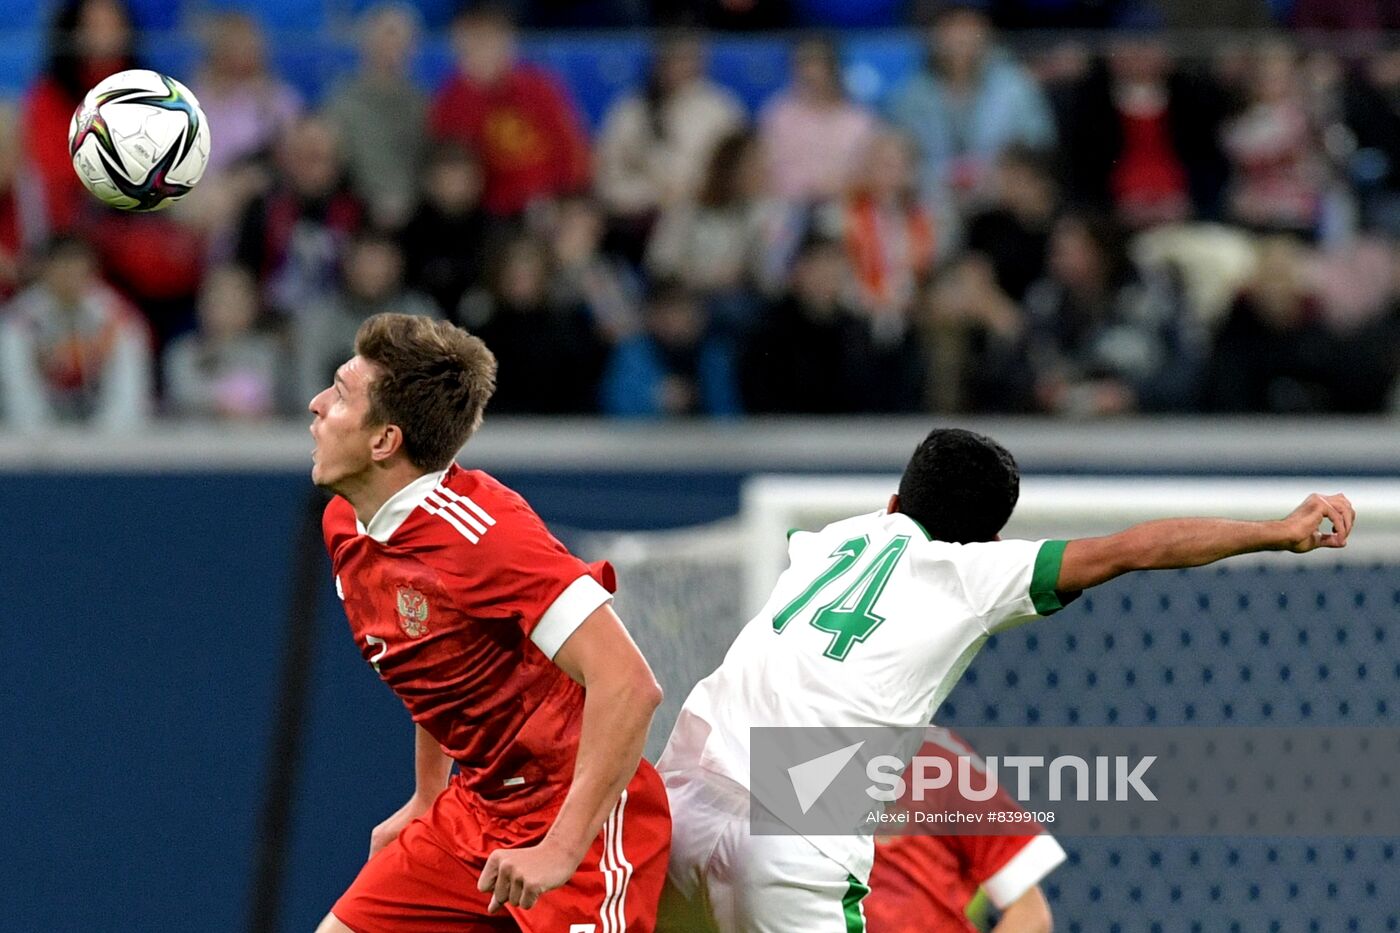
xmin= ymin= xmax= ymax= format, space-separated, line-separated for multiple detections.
xmin=772 ymin=535 xmax=911 ymax=661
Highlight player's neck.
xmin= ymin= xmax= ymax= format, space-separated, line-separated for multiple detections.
xmin=344 ymin=462 xmax=435 ymax=530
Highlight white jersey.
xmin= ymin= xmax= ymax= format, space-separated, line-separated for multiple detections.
xmin=658 ymin=509 xmax=1071 ymax=881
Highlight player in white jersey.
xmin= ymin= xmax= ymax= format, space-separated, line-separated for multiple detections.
xmin=657 ymin=428 xmax=1354 ymax=933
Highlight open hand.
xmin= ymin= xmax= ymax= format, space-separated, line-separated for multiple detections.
xmin=1280 ymin=493 xmax=1355 ymax=552
xmin=478 ymin=839 xmax=582 ymax=913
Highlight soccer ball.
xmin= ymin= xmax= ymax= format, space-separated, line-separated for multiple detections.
xmin=68 ymin=69 xmax=211 ymax=212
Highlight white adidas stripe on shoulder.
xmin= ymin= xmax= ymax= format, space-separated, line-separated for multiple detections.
xmin=436 ymin=486 xmax=498 ymax=527
xmin=425 ymin=489 xmax=487 ymax=536
xmin=422 ymin=497 xmax=479 ymax=543
xmin=422 ymin=485 xmax=498 ymax=544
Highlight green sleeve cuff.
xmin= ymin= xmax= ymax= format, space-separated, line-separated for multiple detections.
xmin=1030 ymin=539 xmax=1069 ymax=616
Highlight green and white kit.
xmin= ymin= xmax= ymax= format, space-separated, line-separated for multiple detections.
xmin=658 ymin=509 xmax=1071 ymax=932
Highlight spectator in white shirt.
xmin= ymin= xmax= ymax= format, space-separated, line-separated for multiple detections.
xmin=0 ymin=236 xmax=152 ymax=431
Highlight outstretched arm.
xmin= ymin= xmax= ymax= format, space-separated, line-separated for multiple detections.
xmin=478 ymin=603 xmax=662 ymax=913
xmin=1056 ymin=493 xmax=1355 ymax=594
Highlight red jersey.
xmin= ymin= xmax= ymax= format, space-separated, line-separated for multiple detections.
xmin=864 ymin=730 xmax=1066 ymax=932
xmin=428 ymin=66 xmax=591 ymax=216
xmin=323 ymin=464 xmax=616 ymax=820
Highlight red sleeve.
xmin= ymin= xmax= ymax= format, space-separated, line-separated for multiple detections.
xmin=928 ymin=730 xmax=1066 ymax=909
xmin=446 ymin=479 xmax=615 ymax=658
xmin=322 ymin=496 xmax=359 ymax=558
xmin=23 ymin=79 xmax=84 ymax=232
xmin=950 ymin=831 xmax=1042 ymax=888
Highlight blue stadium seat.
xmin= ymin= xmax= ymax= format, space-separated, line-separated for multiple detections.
xmin=135 ymin=34 xmax=200 ymax=86
xmin=0 ymin=30 xmax=40 ymax=97
xmin=342 ymin=0 xmax=457 ymax=29
xmin=840 ymin=33 xmax=923 ymax=108
xmin=268 ymin=39 xmax=335 ymax=101
xmin=521 ymin=35 xmax=648 ymax=132
xmin=411 ymin=35 xmax=455 ymax=95
xmin=793 ymin=0 xmax=904 ymax=28
xmin=200 ymin=0 xmax=327 ymax=31
xmin=0 ymin=0 xmax=54 ymax=30
xmin=707 ymin=37 xmax=788 ymax=116
xmin=126 ymin=0 xmax=184 ymax=30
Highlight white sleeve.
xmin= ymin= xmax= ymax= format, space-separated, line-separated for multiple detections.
xmin=530 ymin=574 xmax=614 ymax=660
xmin=982 ymin=834 xmax=1067 ymax=909
xmin=0 ymin=315 xmax=52 ymax=429
xmin=951 ymin=539 xmax=1072 ymax=634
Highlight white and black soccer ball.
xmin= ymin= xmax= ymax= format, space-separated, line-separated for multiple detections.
xmin=68 ymin=68 xmax=211 ymax=212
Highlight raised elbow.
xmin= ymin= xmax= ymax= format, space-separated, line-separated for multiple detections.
xmin=636 ymin=674 xmax=664 ymax=712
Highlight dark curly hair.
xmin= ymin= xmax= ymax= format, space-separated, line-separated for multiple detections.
xmin=896 ymin=428 xmax=1019 ymax=543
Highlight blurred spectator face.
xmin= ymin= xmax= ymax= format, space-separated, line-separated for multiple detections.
xmin=198 ymin=266 xmax=260 ymax=341
xmin=425 ymin=147 xmax=483 ymax=213
xmin=76 ymin=0 xmax=131 ymax=61
xmin=1108 ymin=37 xmax=1169 ymax=85
xmin=44 ymin=243 xmax=97 ymax=306
xmin=1248 ymin=237 xmax=1310 ymax=328
xmin=995 ymin=151 xmax=1056 ymax=221
xmin=862 ymin=132 xmax=917 ymax=199
xmin=496 ymin=238 xmax=548 ymax=308
xmin=792 ymin=242 xmax=847 ymax=311
xmin=453 ymin=12 xmax=516 ymax=85
xmin=281 ymin=118 xmax=343 ymax=198
xmin=1253 ymin=43 xmax=1299 ymax=104
xmin=934 ymin=9 xmax=990 ymax=79
xmin=657 ymin=36 xmax=705 ymax=94
xmin=1367 ymin=49 xmax=1400 ymax=92
xmin=362 ymin=4 xmax=418 ymax=75
xmin=793 ymin=39 xmax=843 ymax=103
xmin=207 ymin=14 xmax=267 ymax=81
xmin=0 ymin=103 xmax=16 ymax=191
xmin=1049 ymin=218 xmax=1106 ymax=292
xmin=552 ymin=198 xmax=605 ymax=266
xmin=647 ymin=290 xmax=704 ymax=348
xmin=344 ymin=238 xmax=404 ymax=301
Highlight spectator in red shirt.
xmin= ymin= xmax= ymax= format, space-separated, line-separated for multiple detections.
xmin=22 ymin=0 xmax=139 ymax=234
xmin=429 ymin=5 xmax=591 ymax=218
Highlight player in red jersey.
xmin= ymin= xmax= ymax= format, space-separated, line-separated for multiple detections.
xmin=308 ymin=313 xmax=671 ymax=933
xmin=865 ymin=730 xmax=1062 ymax=933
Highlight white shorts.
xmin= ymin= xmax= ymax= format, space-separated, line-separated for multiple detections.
xmin=659 ymin=768 xmax=869 ymax=933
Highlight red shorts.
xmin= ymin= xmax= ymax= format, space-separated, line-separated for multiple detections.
xmin=333 ymin=761 xmax=672 ymax=933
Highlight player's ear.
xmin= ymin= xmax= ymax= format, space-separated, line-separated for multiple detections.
xmin=369 ymin=423 xmax=405 ymax=463
xmin=887 ymin=494 xmax=900 ymax=515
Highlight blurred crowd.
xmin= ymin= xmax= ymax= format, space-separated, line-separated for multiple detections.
xmin=6 ymin=0 xmax=1400 ymax=428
